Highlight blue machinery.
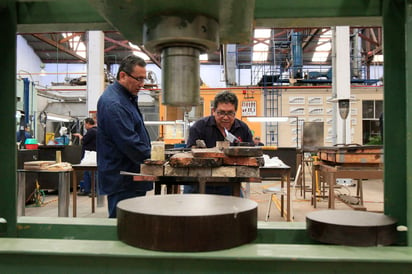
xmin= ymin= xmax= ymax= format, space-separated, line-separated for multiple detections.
xmin=2 ymin=1 xmax=412 ymax=272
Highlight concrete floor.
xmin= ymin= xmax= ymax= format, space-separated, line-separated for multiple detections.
xmin=24 ymin=169 xmax=384 ymax=221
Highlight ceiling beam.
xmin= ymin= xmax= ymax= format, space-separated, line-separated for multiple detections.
xmin=104 ymin=36 xmax=161 ymax=68
xmin=32 ymin=33 xmax=87 ymax=62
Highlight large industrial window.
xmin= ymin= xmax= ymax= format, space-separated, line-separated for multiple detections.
xmin=362 ymin=100 xmax=383 ymax=144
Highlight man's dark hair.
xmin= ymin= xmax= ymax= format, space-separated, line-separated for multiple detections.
xmin=213 ymin=91 xmax=238 ymax=111
xmin=84 ymin=117 xmax=95 ymax=125
xmin=116 ymin=55 xmax=147 ymax=80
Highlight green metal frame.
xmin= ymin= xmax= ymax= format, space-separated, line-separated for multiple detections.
xmin=1 ymin=0 xmax=412 ymax=272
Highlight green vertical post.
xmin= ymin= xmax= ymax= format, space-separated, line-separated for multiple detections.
xmin=405 ymin=0 xmax=412 ymax=246
xmin=0 ymin=0 xmax=17 ymax=237
xmin=383 ymin=0 xmax=408 ymax=244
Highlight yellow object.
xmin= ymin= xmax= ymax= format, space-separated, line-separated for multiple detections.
xmin=151 ymin=141 xmax=165 ymax=161
xmin=56 ymin=151 xmax=62 ymax=163
xmin=262 ymin=146 xmax=278 ymax=150
xmin=45 ymin=132 xmax=54 ymax=144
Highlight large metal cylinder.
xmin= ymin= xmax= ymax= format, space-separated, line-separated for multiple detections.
xmin=143 ymin=14 xmax=219 ymax=106
xmin=161 ymin=46 xmax=200 ymax=106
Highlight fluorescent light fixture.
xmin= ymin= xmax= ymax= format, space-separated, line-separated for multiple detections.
xmin=247 ymin=117 xmax=289 ymax=122
xmin=46 ymin=113 xmax=71 ymax=122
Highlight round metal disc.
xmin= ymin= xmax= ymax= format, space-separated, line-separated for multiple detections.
xmin=306 ymin=210 xmax=397 ymax=246
xmin=117 ymin=194 xmax=257 ymax=251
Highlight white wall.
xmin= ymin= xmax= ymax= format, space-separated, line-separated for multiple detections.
xmin=16 ymin=36 xmax=43 ymax=83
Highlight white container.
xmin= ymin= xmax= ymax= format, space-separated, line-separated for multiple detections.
xmin=151 ymin=141 xmax=165 ymax=161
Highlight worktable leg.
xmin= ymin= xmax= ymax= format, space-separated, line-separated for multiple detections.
xmin=58 ymin=172 xmax=70 ymax=217
xmin=198 ymin=179 xmax=206 ymax=194
xmin=286 ymin=173 xmax=291 ymax=221
xmin=154 ymin=183 xmax=162 ymax=195
xmin=328 ymin=172 xmax=336 ymax=209
xmin=72 ymin=171 xmax=77 ymax=217
xmin=17 ymin=171 xmax=25 ymax=216
xmin=91 ymin=171 xmax=95 ymax=213
xmin=232 ymin=183 xmax=240 ymax=197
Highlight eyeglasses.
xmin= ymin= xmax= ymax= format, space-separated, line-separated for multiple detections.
xmin=216 ymin=110 xmax=236 ymax=118
xmin=124 ymin=71 xmax=146 ymax=82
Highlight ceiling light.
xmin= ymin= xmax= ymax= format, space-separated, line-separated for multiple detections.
xmin=39 ymin=63 xmax=47 ymax=77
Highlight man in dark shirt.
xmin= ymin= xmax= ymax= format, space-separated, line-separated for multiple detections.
xmin=185 ymin=91 xmax=253 ymax=195
xmin=73 ymin=117 xmax=97 ymax=196
xmin=253 ymin=136 xmax=265 ymax=146
xmin=97 ymin=55 xmax=153 ymax=218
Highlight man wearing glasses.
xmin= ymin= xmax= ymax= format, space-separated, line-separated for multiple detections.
xmin=97 ymin=55 xmax=153 ymax=218
xmin=184 ymin=90 xmax=254 ymax=195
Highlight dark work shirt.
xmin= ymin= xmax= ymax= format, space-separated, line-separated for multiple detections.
xmin=97 ymin=81 xmax=153 ymax=195
xmin=81 ymin=126 xmax=97 ymax=157
xmin=186 ymin=116 xmax=253 ymax=148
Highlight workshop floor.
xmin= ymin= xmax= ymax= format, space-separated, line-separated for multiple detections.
xmin=24 ymin=170 xmax=384 ymax=221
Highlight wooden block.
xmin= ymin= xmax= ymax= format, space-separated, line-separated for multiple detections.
xmin=164 ymin=163 xmax=188 ymax=176
xmin=188 ymin=167 xmax=212 ymax=177
xmin=140 ymin=164 xmax=164 ymax=176
xmin=191 ymin=148 xmax=225 ymax=158
xmin=211 ymin=166 xmax=236 ymax=177
xmin=169 ymin=153 xmax=222 ymax=167
xmin=24 ymin=161 xmax=56 ymax=170
xmin=223 ymin=156 xmax=264 ymax=167
xmin=223 ymin=147 xmax=263 ymax=157
xmin=236 ymin=166 xmax=260 ymax=178
xmin=144 ymin=159 xmax=167 ymax=165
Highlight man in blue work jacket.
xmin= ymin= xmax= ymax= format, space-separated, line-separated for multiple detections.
xmin=97 ymin=55 xmax=153 ymax=218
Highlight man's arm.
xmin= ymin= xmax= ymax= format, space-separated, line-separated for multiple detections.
xmin=103 ymin=103 xmax=151 ymax=162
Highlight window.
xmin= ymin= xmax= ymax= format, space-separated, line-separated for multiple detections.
xmin=362 ymin=100 xmax=383 ymax=144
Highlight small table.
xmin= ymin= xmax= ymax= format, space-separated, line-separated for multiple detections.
xmin=71 ymin=164 xmax=97 ymax=217
xmin=259 ymin=166 xmax=292 ymax=221
xmin=17 ymin=169 xmax=72 ymax=217
xmin=314 ymin=162 xmax=383 ymax=209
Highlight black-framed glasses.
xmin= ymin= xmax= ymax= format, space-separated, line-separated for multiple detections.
xmin=124 ymin=71 xmax=146 ymax=82
xmin=216 ymin=110 xmax=236 ymax=118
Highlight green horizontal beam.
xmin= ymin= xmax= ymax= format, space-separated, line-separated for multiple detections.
xmin=17 ymin=218 xmax=315 ymax=244
xmin=1 ymin=238 xmax=412 ymax=273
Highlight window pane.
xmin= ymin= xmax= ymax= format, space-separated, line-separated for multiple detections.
xmin=362 ymin=100 xmax=374 ymax=118
xmin=375 ymin=100 xmax=383 ymax=118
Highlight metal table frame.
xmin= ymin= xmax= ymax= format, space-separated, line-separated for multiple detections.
xmin=17 ymin=169 xmax=71 ymax=217
xmin=313 ymin=162 xmax=383 ymax=209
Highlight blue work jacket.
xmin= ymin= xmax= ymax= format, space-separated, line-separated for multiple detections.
xmin=97 ymin=81 xmax=153 ymax=195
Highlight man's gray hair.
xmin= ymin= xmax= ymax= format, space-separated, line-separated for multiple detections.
xmin=116 ymin=55 xmax=147 ymax=80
